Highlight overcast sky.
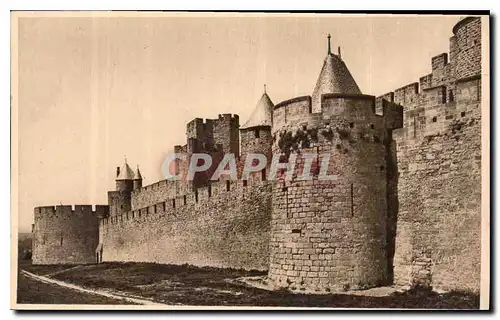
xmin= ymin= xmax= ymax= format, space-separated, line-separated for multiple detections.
xmin=16 ymin=13 xmax=461 ymax=232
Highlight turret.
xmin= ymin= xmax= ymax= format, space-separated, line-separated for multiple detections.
xmin=108 ymin=158 xmax=134 ymax=216
xmin=115 ymin=158 xmax=134 ymax=192
xmin=133 ymin=165 xmax=143 ymax=190
xmin=311 ymin=34 xmax=361 ymax=112
xmin=240 ymin=85 xmax=274 ymax=180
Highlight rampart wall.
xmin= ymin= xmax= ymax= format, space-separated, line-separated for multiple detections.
xmin=100 ymin=179 xmax=272 ymax=270
xmin=391 ymin=76 xmax=482 ymax=291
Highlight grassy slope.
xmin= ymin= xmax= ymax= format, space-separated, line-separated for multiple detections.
xmin=35 ymin=262 xmax=479 ymax=308
xmin=16 ymin=271 xmax=136 ymax=305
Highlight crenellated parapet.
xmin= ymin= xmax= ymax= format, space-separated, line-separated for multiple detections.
xmin=380 ymin=16 xmax=481 ymax=114
xmin=101 ymin=178 xmax=270 ymax=229
xmin=272 ymin=93 xmax=403 ymax=139
xmin=385 ymin=74 xmax=481 ymax=142
xmin=34 ymin=204 xmax=109 ymax=219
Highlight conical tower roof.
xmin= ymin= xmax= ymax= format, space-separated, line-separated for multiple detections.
xmin=311 ymin=35 xmax=361 ymax=111
xmin=241 ymin=88 xmax=274 ymax=129
xmin=116 ymin=159 xmax=135 ymax=180
xmin=134 ymin=166 xmax=143 ymax=180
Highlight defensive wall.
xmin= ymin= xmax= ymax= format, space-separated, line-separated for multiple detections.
xmin=380 ymin=16 xmax=482 ymax=291
xmin=100 ymin=178 xmax=272 ymax=271
xmin=30 ymin=16 xmax=484 ymax=294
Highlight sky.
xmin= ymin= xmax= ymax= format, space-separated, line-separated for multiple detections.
xmin=15 ymin=13 xmax=461 ymax=232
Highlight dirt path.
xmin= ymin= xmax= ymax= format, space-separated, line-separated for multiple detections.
xmin=20 ymin=270 xmax=167 ymax=306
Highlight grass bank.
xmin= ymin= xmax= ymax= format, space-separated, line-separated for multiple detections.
xmin=23 ymin=262 xmax=479 ymax=308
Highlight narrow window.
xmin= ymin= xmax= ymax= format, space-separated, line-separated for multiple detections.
xmin=226 ymin=180 xmax=230 ymax=191
xmin=261 ymin=168 xmax=267 ymax=181
xmin=254 ymin=129 xmax=260 ymax=138
xmin=195 ymin=190 xmax=199 ymax=203
xmin=172 ymin=199 xmax=176 ymax=209
xmin=183 ymin=195 xmax=187 ymax=205
xmin=349 ymin=122 xmax=354 ymax=128
xmin=449 ymin=90 xmax=455 ymax=102
xmin=350 ymin=184 xmax=354 ymax=217
xmin=243 ymin=180 xmax=248 ymax=187
xmin=432 ymin=116 xmax=437 ymax=123
xmin=461 ymin=111 xmax=466 ymax=117
xmin=208 ymin=185 xmax=212 ymax=197
xmin=60 ymin=233 xmax=63 ymax=246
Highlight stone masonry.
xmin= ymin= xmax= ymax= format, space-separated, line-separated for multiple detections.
xmin=32 ymin=17 xmax=483 ymax=293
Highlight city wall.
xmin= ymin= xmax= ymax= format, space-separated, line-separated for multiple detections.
xmin=100 ymin=180 xmax=272 ymax=270
xmin=390 ymin=76 xmax=482 ymax=291
xmin=375 ymin=16 xmax=483 ymax=291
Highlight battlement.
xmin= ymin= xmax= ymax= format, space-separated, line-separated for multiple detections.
xmin=173 ymin=144 xmax=187 ymax=153
xmin=102 ymin=178 xmax=270 ymax=227
xmin=432 ymin=53 xmax=449 ymax=71
xmin=34 ymin=204 xmax=109 ymax=218
xmin=381 ymin=64 xmax=481 ymax=112
xmin=272 ymin=93 xmax=403 ymax=136
xmin=392 ymin=77 xmax=481 ymax=142
xmin=217 ymin=113 xmax=239 ymax=122
xmin=389 ymin=16 xmax=481 ymax=108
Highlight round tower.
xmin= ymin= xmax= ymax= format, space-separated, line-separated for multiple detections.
xmin=32 ymin=205 xmax=108 ymax=265
xmin=133 ymin=165 xmax=143 ymax=190
xmin=115 ymin=158 xmax=134 ymax=192
xmin=108 ymin=158 xmax=135 ymax=216
xmin=268 ymin=36 xmax=390 ymax=292
xmin=239 ymin=86 xmax=274 ymax=181
xmin=452 ymin=17 xmax=481 ymax=79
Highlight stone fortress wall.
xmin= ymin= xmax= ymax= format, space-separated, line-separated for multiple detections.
xmin=385 ymin=16 xmax=482 ymax=291
xmin=31 ymin=16 xmax=484 ymax=292
xmin=100 ymin=179 xmax=272 ymax=270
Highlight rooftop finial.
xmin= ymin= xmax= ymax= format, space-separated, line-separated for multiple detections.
xmin=264 ymin=84 xmax=267 ymax=94
xmin=338 ymin=46 xmax=341 ymax=59
xmin=327 ymin=34 xmax=332 ymax=55
xmin=124 ymin=155 xmax=127 ymax=164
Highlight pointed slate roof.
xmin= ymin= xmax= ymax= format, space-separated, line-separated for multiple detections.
xmin=116 ymin=160 xmax=135 ymax=180
xmin=134 ymin=166 xmax=143 ymax=180
xmin=311 ymin=36 xmax=361 ymax=111
xmin=241 ymin=89 xmax=274 ymax=129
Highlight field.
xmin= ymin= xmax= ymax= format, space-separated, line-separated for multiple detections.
xmin=18 ymin=262 xmax=479 ymax=308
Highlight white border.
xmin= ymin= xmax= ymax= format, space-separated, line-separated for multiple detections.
xmin=3 ymin=2 xmax=497 ymax=319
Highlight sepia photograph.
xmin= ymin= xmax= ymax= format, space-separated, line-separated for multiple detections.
xmin=10 ymin=11 xmax=490 ymax=310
